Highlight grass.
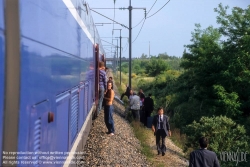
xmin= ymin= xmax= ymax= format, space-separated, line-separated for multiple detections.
xmin=157 ymin=164 xmax=167 ymax=167
xmin=131 ymin=121 xmax=155 ymax=159
xmin=114 ymin=75 xmax=156 ymax=163
xmin=169 ymin=124 xmax=186 ymax=151
xmin=114 ymin=77 xmax=130 ymax=107
xmin=115 ymin=72 xmax=187 ymax=145
xmin=130 ymin=121 xmax=185 ymax=167
xmin=114 ymin=72 xmax=188 ymax=165
xmin=116 ymin=71 xmax=154 ymax=91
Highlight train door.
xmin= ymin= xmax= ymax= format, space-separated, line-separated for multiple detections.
xmin=0 ymin=38 xmax=3 ymax=167
xmin=101 ymin=54 xmax=105 ymax=66
xmin=94 ymin=44 xmax=99 ymax=117
xmin=0 ymin=0 xmax=4 ymax=163
xmin=2 ymin=1 xmax=20 ymax=166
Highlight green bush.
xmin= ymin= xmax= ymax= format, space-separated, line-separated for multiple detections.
xmin=184 ymin=116 xmax=250 ymax=167
xmin=131 ymin=73 xmax=137 ymax=78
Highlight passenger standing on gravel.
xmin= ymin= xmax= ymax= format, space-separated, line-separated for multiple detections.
xmin=189 ymin=137 xmax=220 ymax=167
xmin=97 ymin=61 xmax=107 ymax=117
xmin=143 ymin=93 xmax=154 ymax=127
xmin=130 ymin=91 xmax=140 ymax=121
xmin=152 ymin=107 xmax=171 ymax=156
xmin=138 ymin=89 xmax=145 ymax=123
xmin=104 ymin=82 xmax=115 ymax=136
xmin=120 ymin=84 xmax=130 ymax=100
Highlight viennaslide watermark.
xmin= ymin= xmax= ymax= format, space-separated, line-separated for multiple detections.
xmin=219 ymin=148 xmax=248 ymax=166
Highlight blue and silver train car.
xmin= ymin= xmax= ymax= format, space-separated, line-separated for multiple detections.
xmin=0 ymin=0 xmax=4 ymax=165
xmin=0 ymin=0 xmax=105 ymax=166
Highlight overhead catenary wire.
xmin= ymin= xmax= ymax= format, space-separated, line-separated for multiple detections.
xmin=132 ymin=0 xmax=158 ymax=29
xmin=91 ymin=1 xmax=171 ymax=53
xmin=132 ymin=0 xmax=170 ymax=43
xmin=132 ymin=18 xmax=144 ymax=29
xmin=132 ymin=18 xmax=146 ymax=43
xmin=112 ymin=1 xmax=116 ymax=46
xmin=146 ymin=0 xmax=170 ymax=19
xmin=123 ymin=41 xmax=129 ymax=53
xmin=90 ymin=8 xmax=128 ymax=29
xmin=101 ymin=39 xmax=118 ymax=47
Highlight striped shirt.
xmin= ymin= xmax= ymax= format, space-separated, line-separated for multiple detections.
xmin=99 ymin=69 xmax=107 ymax=89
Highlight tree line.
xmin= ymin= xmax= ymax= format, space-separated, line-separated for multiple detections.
xmin=121 ymin=4 xmax=250 ymax=167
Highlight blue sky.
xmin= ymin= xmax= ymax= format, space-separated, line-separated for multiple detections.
xmin=87 ymin=0 xmax=248 ymax=58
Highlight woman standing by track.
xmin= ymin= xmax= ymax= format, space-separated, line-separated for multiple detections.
xmin=104 ymin=82 xmax=115 ymax=136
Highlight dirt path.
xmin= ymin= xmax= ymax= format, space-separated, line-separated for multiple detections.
xmin=147 ymin=133 xmax=189 ymax=167
xmin=107 ymin=70 xmax=189 ymax=167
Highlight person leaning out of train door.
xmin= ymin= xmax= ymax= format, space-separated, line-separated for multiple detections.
xmin=97 ymin=61 xmax=107 ymax=117
xmin=152 ymin=107 xmax=171 ymax=156
xmin=103 ymin=82 xmax=115 ymax=136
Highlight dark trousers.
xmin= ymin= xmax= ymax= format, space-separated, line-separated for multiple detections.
xmin=140 ymin=109 xmax=144 ymax=123
xmin=156 ymin=129 xmax=167 ymax=153
xmin=144 ymin=110 xmax=151 ymax=127
xmin=131 ymin=109 xmax=140 ymax=121
xmin=104 ymin=105 xmax=115 ymax=133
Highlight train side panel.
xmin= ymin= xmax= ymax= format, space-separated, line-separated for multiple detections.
xmin=0 ymin=0 xmax=4 ymax=164
xmin=17 ymin=0 xmax=96 ymax=166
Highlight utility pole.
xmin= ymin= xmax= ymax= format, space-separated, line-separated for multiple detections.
xmin=116 ymin=42 xmax=118 ymax=77
xmin=112 ymin=38 xmax=118 ymax=76
xmin=119 ymin=33 xmax=121 ymax=85
xmin=93 ymin=3 xmax=145 ymax=89
xmin=113 ymin=29 xmax=122 ymax=85
xmin=129 ymin=0 xmax=132 ymax=89
xmin=149 ymin=41 xmax=150 ymax=58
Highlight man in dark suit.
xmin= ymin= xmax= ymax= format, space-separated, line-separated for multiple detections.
xmin=189 ymin=137 xmax=220 ymax=167
xmin=152 ymin=107 xmax=171 ymax=156
xmin=143 ymin=93 xmax=154 ymax=127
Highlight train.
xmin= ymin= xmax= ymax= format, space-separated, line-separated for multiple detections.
xmin=0 ymin=0 xmax=106 ymax=166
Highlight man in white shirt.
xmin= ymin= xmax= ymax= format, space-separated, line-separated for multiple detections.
xmin=130 ymin=91 xmax=140 ymax=121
